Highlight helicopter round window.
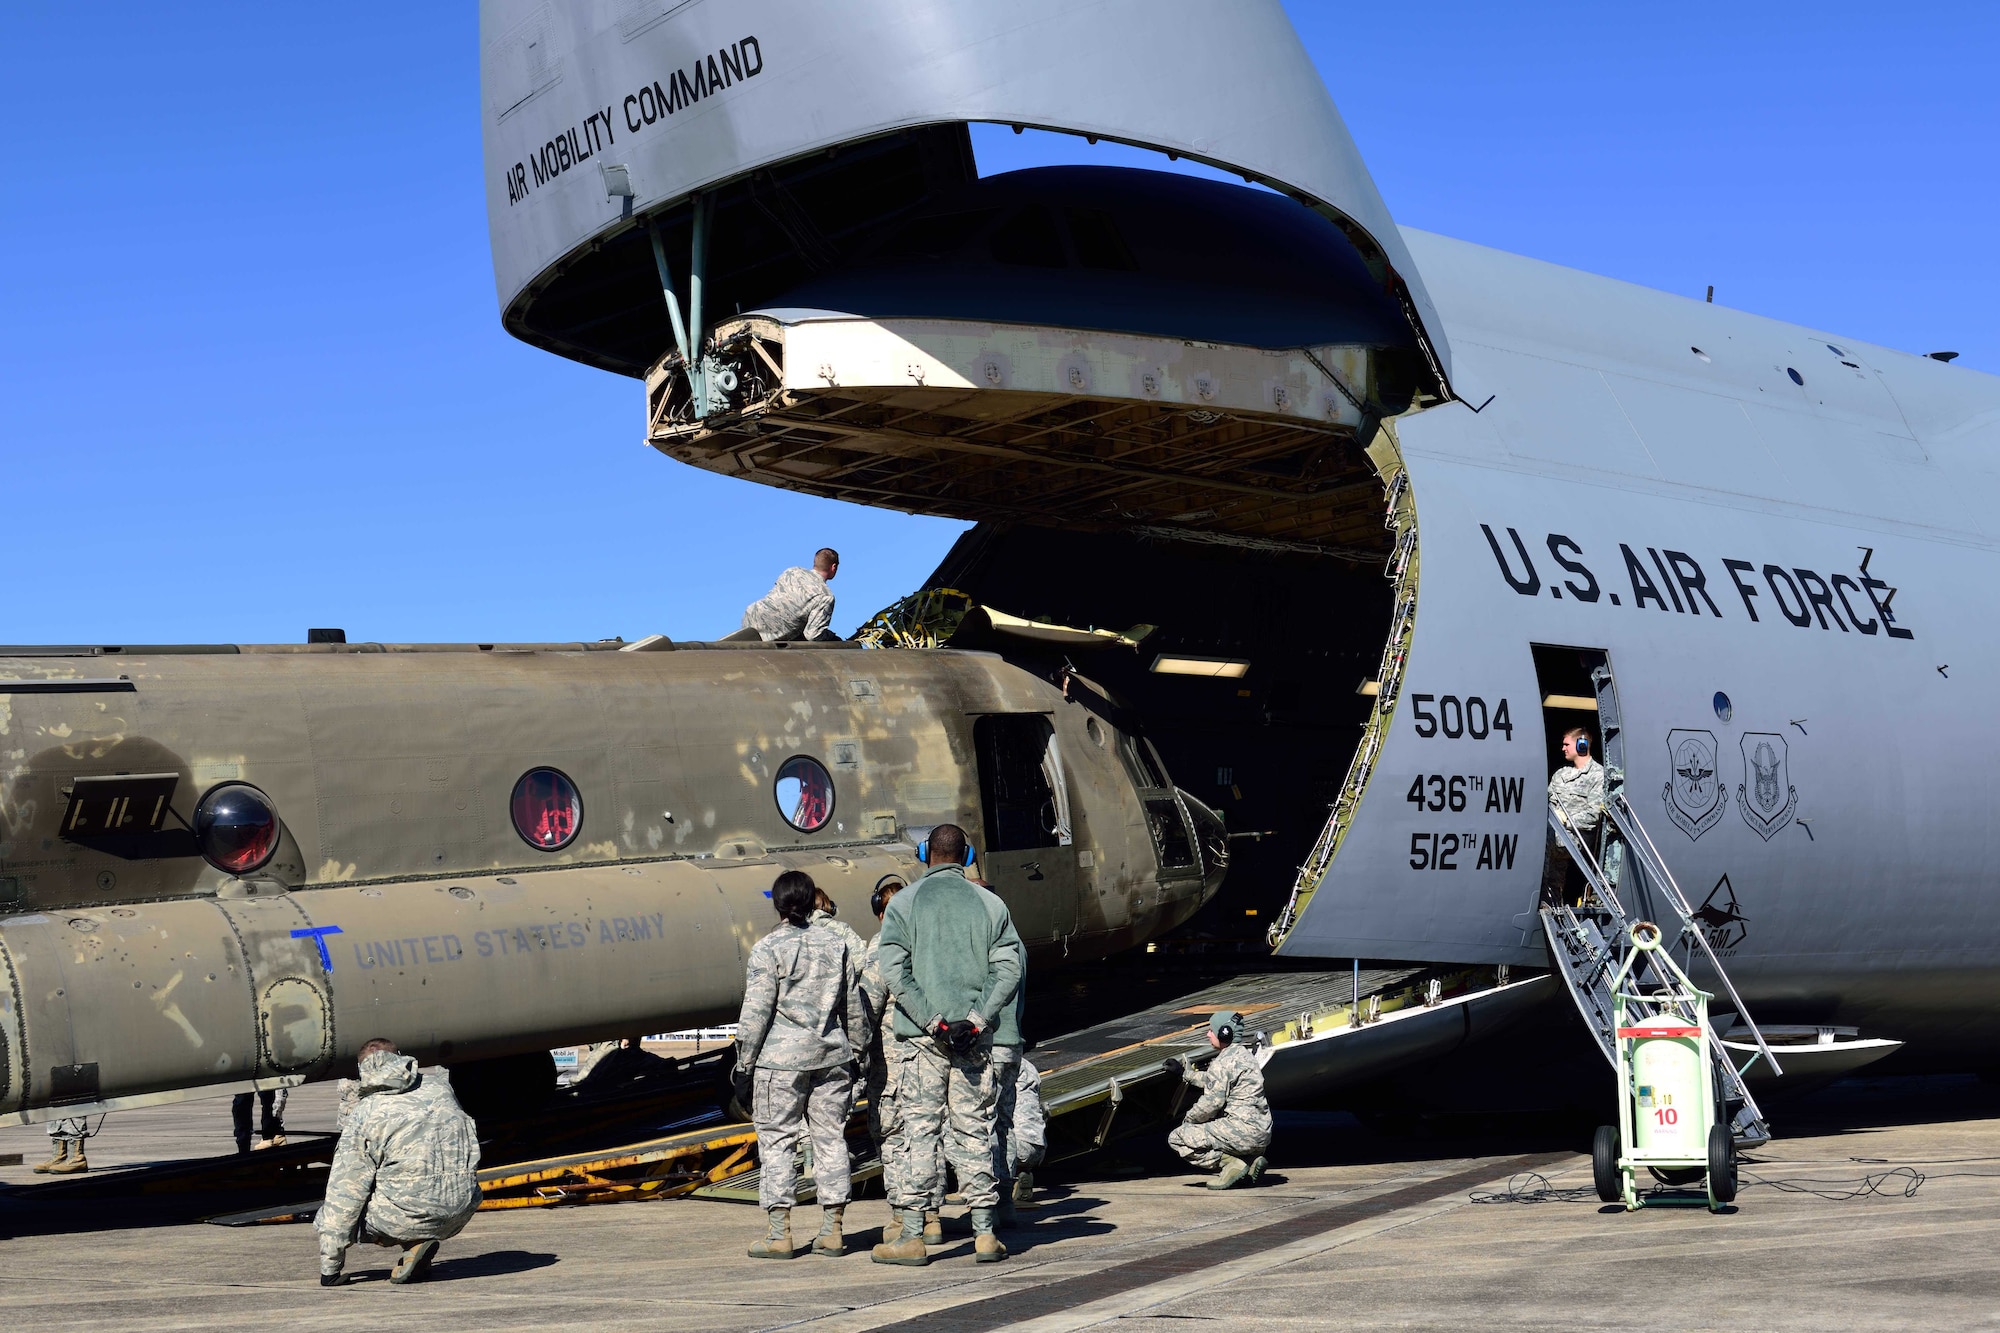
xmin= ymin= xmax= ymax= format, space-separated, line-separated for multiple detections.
xmin=511 ymin=768 xmax=582 ymax=851
xmin=775 ymin=756 xmax=835 ymax=833
xmin=195 ymin=783 xmax=281 ymax=875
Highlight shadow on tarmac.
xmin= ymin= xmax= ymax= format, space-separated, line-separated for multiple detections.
xmin=5 ymin=1074 xmax=1996 ymax=1241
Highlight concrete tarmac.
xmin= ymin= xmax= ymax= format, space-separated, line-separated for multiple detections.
xmin=2 ymin=1074 xmax=1996 ymax=1331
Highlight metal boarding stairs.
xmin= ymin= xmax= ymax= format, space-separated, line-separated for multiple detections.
xmin=1541 ymin=789 xmax=1782 ymax=1147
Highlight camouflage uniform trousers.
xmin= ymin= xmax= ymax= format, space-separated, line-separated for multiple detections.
xmin=864 ymin=1043 xmax=902 ymax=1202
xmin=46 ymin=1116 xmax=87 ymax=1146
xmin=754 ymin=1064 xmax=855 ymax=1211
xmin=990 ymin=1048 xmax=1046 ymax=1189
xmin=1167 ymin=1114 xmax=1269 ymax=1169
xmin=889 ymin=1035 xmax=999 ymax=1211
xmin=871 ymin=1043 xmax=950 ymax=1207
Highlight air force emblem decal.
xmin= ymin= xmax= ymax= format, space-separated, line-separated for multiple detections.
xmin=1663 ymin=728 xmax=1726 ymax=840
xmin=1738 ymin=732 xmax=1798 ymax=840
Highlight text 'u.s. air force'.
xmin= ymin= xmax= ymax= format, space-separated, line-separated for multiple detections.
xmin=1480 ymin=525 xmax=1913 ymax=641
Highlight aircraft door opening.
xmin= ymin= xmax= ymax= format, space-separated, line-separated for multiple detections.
xmin=973 ymin=714 xmax=1079 ymax=946
xmin=1532 ymin=645 xmax=1616 ymax=910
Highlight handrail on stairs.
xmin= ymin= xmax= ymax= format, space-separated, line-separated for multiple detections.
xmin=1541 ymin=798 xmax=1778 ymax=1145
xmin=1603 ymin=791 xmax=1783 ymax=1080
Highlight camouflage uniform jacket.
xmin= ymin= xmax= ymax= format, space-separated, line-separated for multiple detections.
xmin=736 ymin=919 xmax=867 ymax=1072
xmin=1181 ymin=1042 xmax=1271 ymax=1135
xmin=1548 ymin=759 xmax=1606 ymax=835
xmin=742 ymin=566 xmax=834 ymax=641
xmin=315 ymin=1052 xmax=481 ymax=1274
xmin=810 ymin=908 xmax=869 ymax=979
xmin=335 ymin=1078 xmax=360 ymax=1131
xmin=859 ymin=934 xmax=897 ymax=1069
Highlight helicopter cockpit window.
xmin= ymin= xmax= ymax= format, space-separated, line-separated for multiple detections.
xmin=1145 ymin=798 xmax=1197 ymax=869
xmin=511 ymin=768 xmax=582 ymax=851
xmin=1122 ymin=733 xmax=1168 ymax=790
xmin=776 ymin=755 xmax=835 ymax=832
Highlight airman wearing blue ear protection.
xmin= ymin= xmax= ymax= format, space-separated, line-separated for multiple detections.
xmin=1544 ymin=724 xmax=1606 ymax=904
xmin=873 ymin=823 xmax=1024 ymax=1266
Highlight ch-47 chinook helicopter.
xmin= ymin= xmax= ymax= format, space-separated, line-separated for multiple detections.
xmin=0 ymin=637 xmax=1225 ymax=1124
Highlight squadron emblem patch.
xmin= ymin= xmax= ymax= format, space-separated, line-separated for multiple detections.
xmin=1738 ymin=732 xmax=1798 ymax=840
xmin=1692 ymin=873 xmax=1749 ymax=953
xmin=1663 ymin=728 xmax=1726 ymax=840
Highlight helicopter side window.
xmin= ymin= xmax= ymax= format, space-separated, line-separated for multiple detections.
xmin=775 ymin=755 xmax=835 ymax=833
xmin=511 ymin=768 xmax=583 ymax=851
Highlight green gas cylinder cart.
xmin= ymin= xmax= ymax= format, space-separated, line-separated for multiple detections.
xmin=1592 ymin=921 xmax=1738 ymax=1211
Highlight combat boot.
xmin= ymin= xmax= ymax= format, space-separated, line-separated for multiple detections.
xmin=1013 ymin=1172 xmax=1039 ymax=1209
xmin=970 ymin=1207 xmax=1008 ymax=1263
xmin=995 ymin=1184 xmax=1017 ymax=1228
xmin=1246 ymin=1156 xmax=1267 ymax=1185
xmin=921 ymin=1208 xmax=944 ymax=1244
xmin=871 ymin=1210 xmax=930 ymax=1267
xmin=748 ymin=1207 xmax=796 ymax=1259
xmin=1207 ymin=1155 xmax=1249 ymax=1190
xmin=48 ymin=1148 xmax=88 ymax=1175
xmin=389 ymin=1238 xmax=439 ymax=1285
xmin=30 ymin=1140 xmax=68 ymax=1174
xmin=813 ymin=1204 xmax=845 ymax=1256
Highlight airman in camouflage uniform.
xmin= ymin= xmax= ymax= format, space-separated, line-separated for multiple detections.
xmin=989 ymin=982 xmax=1045 ymax=1225
xmin=738 ymin=550 xmax=838 ymax=641
xmin=315 ymin=1043 xmax=481 ymax=1286
xmin=1544 ymin=728 xmax=1606 ymax=900
xmin=1166 ymin=1011 xmax=1271 ymax=1190
xmin=32 ymin=1116 xmax=90 ymax=1174
xmin=810 ymin=891 xmax=869 ymax=987
xmin=858 ymin=881 xmax=927 ymax=1235
xmin=737 ymin=871 xmax=868 ymax=1259
xmin=993 ymin=1053 xmax=1047 ymax=1221
xmin=872 ymin=826 xmax=1024 ymax=1267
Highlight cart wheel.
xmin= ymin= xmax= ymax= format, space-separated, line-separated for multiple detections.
xmin=1592 ymin=1125 xmax=1621 ymax=1202
xmin=1707 ymin=1123 xmax=1737 ymax=1205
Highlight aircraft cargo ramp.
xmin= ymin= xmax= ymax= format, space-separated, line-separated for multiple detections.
xmin=693 ymin=964 xmax=1550 ymax=1204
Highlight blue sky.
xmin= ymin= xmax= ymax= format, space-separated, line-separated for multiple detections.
xmin=3 ymin=4 xmax=1992 ymax=645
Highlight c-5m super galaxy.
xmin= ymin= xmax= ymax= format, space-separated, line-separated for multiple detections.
xmin=4 ymin=0 xmax=1997 ymax=1129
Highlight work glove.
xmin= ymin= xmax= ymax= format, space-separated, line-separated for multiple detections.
xmin=731 ymin=1066 xmax=755 ymax=1109
xmin=1159 ymin=1056 xmax=1185 ymax=1079
xmin=944 ymin=1019 xmax=983 ymax=1055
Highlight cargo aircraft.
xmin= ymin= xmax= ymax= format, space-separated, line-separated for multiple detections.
xmin=2 ymin=0 xmax=1993 ymax=1127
